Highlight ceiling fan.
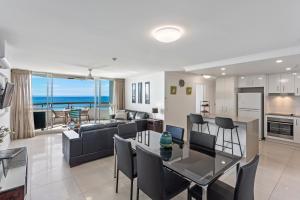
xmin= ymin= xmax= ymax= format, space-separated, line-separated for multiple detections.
xmin=87 ymin=68 xmax=93 ymax=79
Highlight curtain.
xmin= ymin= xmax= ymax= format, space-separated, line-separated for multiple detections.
xmin=10 ymin=69 xmax=35 ymax=139
xmin=113 ymin=79 xmax=125 ymax=111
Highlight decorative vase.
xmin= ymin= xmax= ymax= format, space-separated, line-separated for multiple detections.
xmin=160 ymin=131 xmax=172 ymax=149
xmin=160 ymin=147 xmax=172 ymax=161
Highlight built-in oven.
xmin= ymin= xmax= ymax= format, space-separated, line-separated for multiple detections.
xmin=267 ymin=116 xmax=294 ymax=140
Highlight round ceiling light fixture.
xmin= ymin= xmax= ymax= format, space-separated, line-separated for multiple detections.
xmin=152 ymin=25 xmax=184 ymax=43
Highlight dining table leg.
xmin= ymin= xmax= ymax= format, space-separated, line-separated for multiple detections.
xmin=202 ymin=185 xmax=208 ymax=200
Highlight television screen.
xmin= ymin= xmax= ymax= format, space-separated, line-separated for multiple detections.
xmin=0 ymin=82 xmax=14 ymax=109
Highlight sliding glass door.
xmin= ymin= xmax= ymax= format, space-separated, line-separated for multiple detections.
xmin=94 ymin=79 xmax=114 ymax=122
xmin=32 ymin=73 xmax=53 ymax=129
xmin=32 ymin=73 xmax=114 ymax=130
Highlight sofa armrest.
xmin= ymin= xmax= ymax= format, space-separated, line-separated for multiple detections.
xmin=62 ymin=131 xmax=83 ymax=164
xmin=134 ymin=119 xmax=148 ymax=132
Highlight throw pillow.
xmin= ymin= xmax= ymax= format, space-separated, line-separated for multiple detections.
xmin=115 ymin=110 xmax=127 ymax=120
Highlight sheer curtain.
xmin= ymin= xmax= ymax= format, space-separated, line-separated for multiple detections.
xmin=10 ymin=69 xmax=35 ymax=139
xmin=113 ymin=79 xmax=125 ymax=112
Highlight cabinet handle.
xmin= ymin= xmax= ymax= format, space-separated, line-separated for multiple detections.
xmin=277 ymin=86 xmax=279 ymax=91
xmin=297 ymin=88 xmax=299 ymax=94
xmin=283 ymin=86 xmax=285 ymax=92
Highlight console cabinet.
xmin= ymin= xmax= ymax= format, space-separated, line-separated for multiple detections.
xmin=147 ymin=119 xmax=163 ymax=133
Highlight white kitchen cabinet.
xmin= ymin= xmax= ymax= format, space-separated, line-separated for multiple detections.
xmin=253 ymin=75 xmax=266 ymax=87
xmin=268 ymin=73 xmax=295 ymax=94
xmin=280 ymin=73 xmax=294 ymax=93
xmin=238 ymin=75 xmax=266 ymax=88
xmin=216 ymin=77 xmax=236 ymax=115
xmin=294 ymin=74 xmax=300 ymax=96
xmin=294 ymin=117 xmax=300 ymax=143
xmin=268 ymin=74 xmax=281 ymax=93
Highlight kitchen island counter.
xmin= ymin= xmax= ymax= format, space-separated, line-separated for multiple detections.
xmin=187 ymin=113 xmax=259 ymax=161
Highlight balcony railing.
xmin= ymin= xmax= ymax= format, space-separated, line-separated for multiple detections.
xmin=33 ymin=101 xmax=112 ymax=110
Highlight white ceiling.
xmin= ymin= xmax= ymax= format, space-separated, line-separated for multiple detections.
xmin=1 ymin=0 xmax=300 ymax=78
xmin=192 ymin=54 xmax=300 ymax=77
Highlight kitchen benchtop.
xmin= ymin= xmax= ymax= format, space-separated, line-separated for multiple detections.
xmin=266 ymin=113 xmax=300 ymax=118
xmin=189 ymin=113 xmax=258 ymax=124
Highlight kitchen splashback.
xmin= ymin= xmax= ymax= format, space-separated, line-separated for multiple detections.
xmin=267 ymin=96 xmax=300 ymax=114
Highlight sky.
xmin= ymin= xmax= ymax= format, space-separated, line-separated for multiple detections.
xmin=32 ymin=75 xmax=111 ymax=97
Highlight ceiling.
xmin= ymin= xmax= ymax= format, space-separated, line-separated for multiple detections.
xmin=192 ymin=54 xmax=300 ymax=78
xmin=1 ymin=0 xmax=300 ymax=78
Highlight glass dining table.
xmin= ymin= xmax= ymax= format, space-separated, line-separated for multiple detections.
xmin=114 ymin=130 xmax=242 ymax=200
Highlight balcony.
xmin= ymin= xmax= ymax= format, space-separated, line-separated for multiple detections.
xmin=33 ymin=101 xmax=114 ymax=129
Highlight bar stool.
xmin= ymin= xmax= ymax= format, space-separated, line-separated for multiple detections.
xmin=215 ymin=117 xmax=243 ymax=156
xmin=189 ymin=114 xmax=210 ymax=134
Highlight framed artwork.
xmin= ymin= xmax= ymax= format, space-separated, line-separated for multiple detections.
xmin=170 ymin=86 xmax=177 ymax=95
xmin=138 ymin=82 xmax=143 ymax=103
xmin=145 ymin=82 xmax=150 ymax=104
xmin=186 ymin=87 xmax=192 ymax=95
xmin=132 ymin=83 xmax=136 ymax=103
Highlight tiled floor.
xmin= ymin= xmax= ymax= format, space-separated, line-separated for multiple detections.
xmin=9 ymin=134 xmax=300 ymax=200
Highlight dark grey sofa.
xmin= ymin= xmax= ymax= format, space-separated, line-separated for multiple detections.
xmin=111 ymin=109 xmax=149 ymax=132
xmin=63 ymin=122 xmax=124 ymax=167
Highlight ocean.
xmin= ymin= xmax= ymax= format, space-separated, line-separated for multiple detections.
xmin=32 ymin=96 xmax=111 ymax=110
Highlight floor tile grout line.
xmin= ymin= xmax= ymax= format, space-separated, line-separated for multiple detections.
xmin=267 ymin=149 xmax=295 ymax=200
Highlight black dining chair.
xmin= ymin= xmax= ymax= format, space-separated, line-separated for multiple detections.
xmin=114 ymin=135 xmax=137 ymax=200
xmin=166 ymin=125 xmax=184 ymax=146
xmin=189 ymin=114 xmax=210 ymax=134
xmin=118 ymin=122 xmax=138 ymax=139
xmin=136 ymin=145 xmax=190 ymax=200
xmin=188 ymin=155 xmax=259 ymax=200
xmin=189 ymin=131 xmax=216 ymax=156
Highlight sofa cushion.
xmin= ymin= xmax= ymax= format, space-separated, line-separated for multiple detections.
xmin=135 ymin=112 xmax=147 ymax=120
xmin=127 ymin=111 xmax=137 ymax=120
xmin=115 ymin=110 xmax=127 ymax=120
xmin=79 ymin=124 xmax=107 ymax=135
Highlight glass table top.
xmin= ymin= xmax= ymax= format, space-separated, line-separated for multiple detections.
xmin=128 ymin=131 xmax=241 ymax=186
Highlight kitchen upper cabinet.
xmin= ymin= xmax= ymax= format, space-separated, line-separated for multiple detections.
xmin=268 ymin=73 xmax=295 ymax=94
xmin=216 ymin=77 xmax=236 ymax=116
xmin=294 ymin=117 xmax=300 ymax=143
xmin=268 ymin=74 xmax=281 ymax=93
xmin=253 ymin=75 xmax=266 ymax=87
xmin=294 ymin=74 xmax=300 ymax=96
xmin=280 ymin=73 xmax=294 ymax=93
xmin=238 ymin=75 xmax=266 ymax=88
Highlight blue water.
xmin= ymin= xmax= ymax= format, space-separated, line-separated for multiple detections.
xmin=32 ymin=96 xmax=111 ymax=110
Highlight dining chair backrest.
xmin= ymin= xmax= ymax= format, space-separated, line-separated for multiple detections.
xmin=189 ymin=114 xmax=204 ymax=124
xmin=234 ymin=155 xmax=259 ymax=200
xmin=114 ymin=134 xmax=135 ymax=178
xmin=117 ymin=122 xmax=137 ymax=139
xmin=215 ymin=117 xmax=235 ymax=129
xmin=166 ymin=125 xmax=184 ymax=144
xmin=189 ymin=131 xmax=216 ymax=155
xmin=136 ymin=145 xmax=165 ymax=200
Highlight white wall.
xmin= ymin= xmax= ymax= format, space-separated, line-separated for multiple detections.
xmin=0 ymin=69 xmax=11 ymax=127
xmin=164 ymin=71 xmax=215 ymax=140
xmin=125 ymin=72 xmax=165 ymax=119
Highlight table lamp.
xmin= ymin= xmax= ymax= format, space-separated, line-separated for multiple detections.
xmin=152 ymin=108 xmax=158 ymax=119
